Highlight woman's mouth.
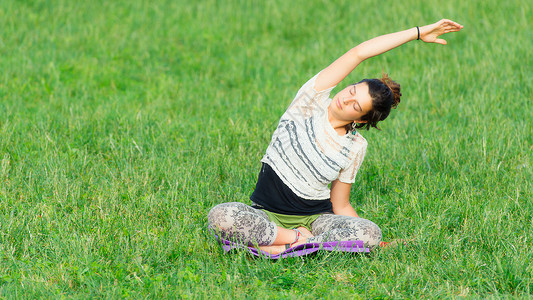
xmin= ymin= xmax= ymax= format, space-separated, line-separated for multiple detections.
xmin=336 ymin=98 xmax=342 ymax=109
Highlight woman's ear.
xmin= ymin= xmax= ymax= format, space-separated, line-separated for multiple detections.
xmin=355 ymin=120 xmax=368 ymax=124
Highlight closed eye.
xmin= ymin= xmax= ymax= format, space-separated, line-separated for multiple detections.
xmin=350 ymin=85 xmax=362 ymax=111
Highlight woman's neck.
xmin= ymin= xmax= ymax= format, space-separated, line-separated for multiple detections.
xmin=327 ymin=105 xmax=351 ymax=136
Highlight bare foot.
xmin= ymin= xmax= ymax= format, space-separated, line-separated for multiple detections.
xmin=380 ymin=238 xmax=415 ymax=249
xmin=257 ymin=244 xmax=285 ymax=254
xmin=296 ymin=226 xmax=313 ymax=239
xmin=257 ymin=228 xmax=313 ymax=255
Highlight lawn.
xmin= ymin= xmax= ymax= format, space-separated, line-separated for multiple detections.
xmin=0 ymin=0 xmax=531 ymax=298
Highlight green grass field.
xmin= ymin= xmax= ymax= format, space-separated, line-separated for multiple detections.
xmin=0 ymin=0 xmax=531 ymax=298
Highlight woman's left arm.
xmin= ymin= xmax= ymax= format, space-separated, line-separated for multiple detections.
xmin=314 ymin=19 xmax=464 ymax=91
xmin=330 ymin=179 xmax=359 ymax=217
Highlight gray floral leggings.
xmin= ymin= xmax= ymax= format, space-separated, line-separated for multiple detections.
xmin=208 ymin=202 xmax=382 ymax=250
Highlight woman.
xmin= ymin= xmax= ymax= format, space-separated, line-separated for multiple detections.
xmin=208 ymin=19 xmax=463 ymax=254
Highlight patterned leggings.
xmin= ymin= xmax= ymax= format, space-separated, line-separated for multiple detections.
xmin=208 ymin=202 xmax=382 ymax=250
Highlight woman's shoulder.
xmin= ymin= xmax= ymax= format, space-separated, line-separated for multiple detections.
xmin=296 ymin=71 xmax=336 ymax=97
xmin=351 ymin=131 xmax=368 ymax=148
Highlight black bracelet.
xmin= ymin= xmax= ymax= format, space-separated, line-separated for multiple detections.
xmin=416 ymin=26 xmax=420 ymax=40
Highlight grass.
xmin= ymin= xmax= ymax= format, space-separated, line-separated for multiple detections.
xmin=0 ymin=0 xmax=531 ymax=298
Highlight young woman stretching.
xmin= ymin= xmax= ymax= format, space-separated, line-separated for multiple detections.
xmin=208 ymin=19 xmax=463 ymax=254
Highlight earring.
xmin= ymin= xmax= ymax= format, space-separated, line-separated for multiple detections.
xmin=351 ymin=122 xmax=357 ymax=135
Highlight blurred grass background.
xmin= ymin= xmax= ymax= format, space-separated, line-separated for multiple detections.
xmin=0 ymin=0 xmax=531 ymax=297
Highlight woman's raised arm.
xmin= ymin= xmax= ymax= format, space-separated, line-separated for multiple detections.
xmin=314 ymin=19 xmax=463 ymax=91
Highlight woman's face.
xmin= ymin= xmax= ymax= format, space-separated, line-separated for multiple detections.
xmin=330 ymin=82 xmax=373 ymax=124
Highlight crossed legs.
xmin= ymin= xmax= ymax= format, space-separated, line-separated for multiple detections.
xmin=208 ymin=202 xmax=382 ymax=254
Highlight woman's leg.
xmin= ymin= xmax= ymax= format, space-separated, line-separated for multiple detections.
xmin=208 ymin=202 xmax=314 ymax=254
xmin=207 ymin=202 xmax=278 ymax=246
xmin=308 ymin=214 xmax=382 ymax=250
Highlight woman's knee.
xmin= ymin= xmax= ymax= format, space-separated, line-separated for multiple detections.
xmin=363 ymin=220 xmax=382 ymax=250
xmin=338 ymin=219 xmax=382 ymax=249
xmin=207 ymin=202 xmax=236 ymax=230
xmin=207 ymin=202 xmax=276 ymax=245
xmin=310 ymin=216 xmax=382 ymax=249
xmin=207 ymin=202 xmax=248 ymax=231
xmin=346 ymin=218 xmax=382 ymax=247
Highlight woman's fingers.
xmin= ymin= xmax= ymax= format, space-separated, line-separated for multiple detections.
xmin=441 ymin=20 xmax=464 ymax=31
xmin=440 ymin=19 xmax=463 ymax=28
xmin=421 ymin=19 xmax=463 ymax=44
xmin=435 ymin=19 xmax=463 ymax=33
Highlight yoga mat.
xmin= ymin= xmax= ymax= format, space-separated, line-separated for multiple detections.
xmin=216 ymin=236 xmax=370 ymax=259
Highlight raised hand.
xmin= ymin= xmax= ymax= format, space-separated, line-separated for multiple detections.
xmin=419 ymin=19 xmax=464 ymax=45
